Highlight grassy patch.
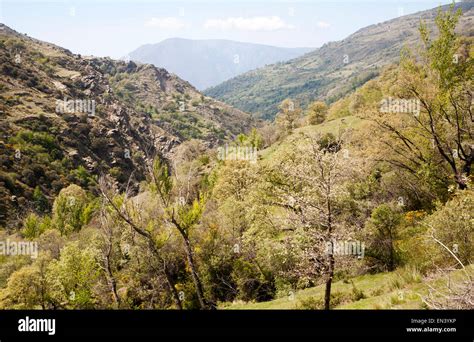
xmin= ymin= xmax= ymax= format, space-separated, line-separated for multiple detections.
xmin=260 ymin=115 xmax=364 ymax=163
xmin=221 ymin=265 xmax=473 ymax=310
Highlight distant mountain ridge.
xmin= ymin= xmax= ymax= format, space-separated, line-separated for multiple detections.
xmin=127 ymin=38 xmax=313 ymax=90
xmin=205 ymin=2 xmax=474 ymax=120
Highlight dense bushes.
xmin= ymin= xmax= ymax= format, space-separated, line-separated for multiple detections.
xmin=399 ymin=190 xmax=474 ymax=272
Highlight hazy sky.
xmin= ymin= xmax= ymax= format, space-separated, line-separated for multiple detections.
xmin=0 ymin=0 xmax=452 ymax=58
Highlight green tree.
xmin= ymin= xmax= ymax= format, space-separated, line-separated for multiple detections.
xmin=376 ymin=5 xmax=473 ymax=190
xmin=0 ymin=253 xmax=53 ymax=309
xmin=275 ymin=99 xmax=302 ymax=133
xmin=248 ymin=128 xmax=264 ymax=149
xmin=33 ymin=186 xmax=48 ymax=213
xmin=99 ymin=174 xmax=184 ymax=310
xmin=306 ymin=101 xmax=328 ymax=125
xmin=21 ymin=213 xmax=51 ymax=239
xmin=424 ymin=189 xmax=474 ymax=266
xmin=51 ymin=184 xmax=93 ymax=235
xmin=366 ymin=203 xmax=402 ymax=271
xmin=47 ymin=242 xmax=100 ymax=308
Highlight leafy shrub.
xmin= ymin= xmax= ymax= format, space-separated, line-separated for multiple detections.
xmin=298 ymin=296 xmax=323 ymax=309
xmin=351 ymin=283 xmax=366 ymax=301
xmin=0 ymin=264 xmax=46 ymax=309
xmin=400 ymin=190 xmax=474 ymax=272
xmin=231 ymin=258 xmax=275 ymax=302
xmin=51 ymin=184 xmax=93 ymax=235
xmin=46 ymin=242 xmax=100 ymax=308
xmin=365 ymin=203 xmax=403 ymax=272
xmin=69 ymin=166 xmax=94 ymax=188
xmin=21 ymin=213 xmax=51 ymax=239
xmin=298 ymin=291 xmax=349 ymax=309
xmin=33 ymin=186 xmax=49 ymax=213
xmin=423 ymin=190 xmax=474 ymax=266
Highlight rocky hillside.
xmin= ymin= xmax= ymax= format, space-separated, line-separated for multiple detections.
xmin=0 ymin=24 xmax=252 ymax=228
xmin=205 ymin=2 xmax=474 ymax=120
xmin=128 ymin=38 xmax=312 ymax=90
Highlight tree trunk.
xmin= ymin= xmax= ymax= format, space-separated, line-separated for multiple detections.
xmin=164 ymin=267 xmax=183 ymax=310
xmin=105 ymin=254 xmax=120 ymax=307
xmin=324 ymin=192 xmax=334 ymax=311
xmin=324 ymin=251 xmax=334 ymax=310
xmin=182 ymin=235 xmax=211 ymax=309
xmin=388 ymin=231 xmax=395 ymax=272
xmin=456 ymin=173 xmax=467 ymax=190
xmin=147 ymin=239 xmax=183 ymax=310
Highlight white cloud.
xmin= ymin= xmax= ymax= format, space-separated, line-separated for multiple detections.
xmin=316 ymin=21 xmax=331 ymax=29
xmin=145 ymin=17 xmax=187 ymax=29
xmin=204 ymin=16 xmax=294 ymax=31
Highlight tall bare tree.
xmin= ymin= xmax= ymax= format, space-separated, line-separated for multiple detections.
xmin=149 ymin=158 xmax=214 ymax=309
xmin=98 ymin=176 xmax=183 ymax=310
xmin=262 ymin=132 xmax=356 ymax=309
xmin=97 ymin=204 xmax=120 ymax=308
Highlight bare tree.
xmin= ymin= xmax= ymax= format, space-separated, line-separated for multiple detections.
xmin=98 ymin=175 xmax=183 ymax=309
xmin=97 ymin=201 xmax=120 ymax=308
xmin=262 ymin=132 xmax=357 ymax=309
xmin=149 ymin=158 xmax=214 ymax=310
xmin=421 ymin=228 xmax=473 ymax=309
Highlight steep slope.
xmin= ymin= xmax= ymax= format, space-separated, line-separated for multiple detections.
xmin=0 ymin=24 xmax=252 ymax=228
xmin=127 ymin=38 xmax=313 ymax=90
xmin=205 ymin=2 xmax=474 ymax=120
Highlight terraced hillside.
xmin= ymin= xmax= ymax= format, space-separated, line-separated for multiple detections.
xmin=205 ymin=2 xmax=474 ymax=120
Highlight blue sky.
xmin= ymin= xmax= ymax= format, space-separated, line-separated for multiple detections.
xmin=0 ymin=0 xmax=452 ymax=58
